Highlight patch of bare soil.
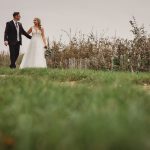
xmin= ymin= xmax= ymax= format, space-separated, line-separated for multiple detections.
xmin=0 ymin=75 xmax=8 ymax=77
xmin=143 ymin=84 xmax=150 ymax=94
xmin=60 ymin=81 xmax=77 ymax=87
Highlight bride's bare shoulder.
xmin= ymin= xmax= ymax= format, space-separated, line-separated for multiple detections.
xmin=27 ymin=27 xmax=33 ymax=34
xmin=29 ymin=26 xmax=34 ymax=31
xmin=41 ymin=27 xmax=45 ymax=33
xmin=41 ymin=27 xmax=44 ymax=31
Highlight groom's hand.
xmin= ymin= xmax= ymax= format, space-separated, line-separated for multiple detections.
xmin=4 ymin=41 xmax=8 ymax=46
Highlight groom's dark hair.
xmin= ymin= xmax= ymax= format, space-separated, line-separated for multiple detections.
xmin=13 ymin=12 xmax=20 ymax=17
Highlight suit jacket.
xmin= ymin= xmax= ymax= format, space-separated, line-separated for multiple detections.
xmin=4 ymin=20 xmax=31 ymax=45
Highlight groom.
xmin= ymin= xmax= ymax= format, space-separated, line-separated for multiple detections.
xmin=4 ymin=12 xmax=31 ymax=68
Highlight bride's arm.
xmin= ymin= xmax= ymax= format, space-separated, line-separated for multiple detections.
xmin=41 ymin=28 xmax=47 ymax=47
xmin=27 ymin=27 xmax=32 ymax=34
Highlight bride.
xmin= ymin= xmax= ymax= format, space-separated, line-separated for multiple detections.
xmin=20 ymin=18 xmax=47 ymax=69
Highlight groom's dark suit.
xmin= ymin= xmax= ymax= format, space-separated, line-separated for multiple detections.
xmin=4 ymin=20 xmax=31 ymax=68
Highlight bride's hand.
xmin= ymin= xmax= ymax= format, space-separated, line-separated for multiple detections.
xmin=44 ymin=45 xmax=48 ymax=49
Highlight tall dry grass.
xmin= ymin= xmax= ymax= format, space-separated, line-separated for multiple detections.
xmin=45 ymin=18 xmax=150 ymax=72
xmin=1 ymin=18 xmax=150 ymax=72
xmin=0 ymin=51 xmax=23 ymax=68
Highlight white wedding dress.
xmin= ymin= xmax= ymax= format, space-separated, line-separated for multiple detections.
xmin=20 ymin=27 xmax=47 ymax=69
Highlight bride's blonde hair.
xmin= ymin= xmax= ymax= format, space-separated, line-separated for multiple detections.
xmin=35 ymin=18 xmax=42 ymax=30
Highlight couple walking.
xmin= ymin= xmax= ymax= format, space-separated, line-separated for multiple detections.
xmin=4 ymin=12 xmax=47 ymax=69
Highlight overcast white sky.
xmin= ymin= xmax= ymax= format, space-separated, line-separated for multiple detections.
xmin=0 ymin=0 xmax=150 ymax=52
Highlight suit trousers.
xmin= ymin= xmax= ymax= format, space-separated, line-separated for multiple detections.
xmin=9 ymin=42 xmax=20 ymax=68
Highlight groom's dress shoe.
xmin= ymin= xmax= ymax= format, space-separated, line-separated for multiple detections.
xmin=10 ymin=65 xmax=16 ymax=69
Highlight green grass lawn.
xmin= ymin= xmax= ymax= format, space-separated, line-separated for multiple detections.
xmin=0 ymin=68 xmax=150 ymax=150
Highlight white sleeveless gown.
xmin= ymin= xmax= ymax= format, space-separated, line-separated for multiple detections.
xmin=20 ymin=27 xmax=47 ymax=69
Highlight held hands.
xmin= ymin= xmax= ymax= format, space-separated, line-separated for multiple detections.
xmin=4 ymin=41 xmax=8 ymax=46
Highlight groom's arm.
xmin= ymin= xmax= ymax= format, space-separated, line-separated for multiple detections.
xmin=20 ymin=24 xmax=32 ymax=39
xmin=4 ymin=22 xmax=9 ymax=42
